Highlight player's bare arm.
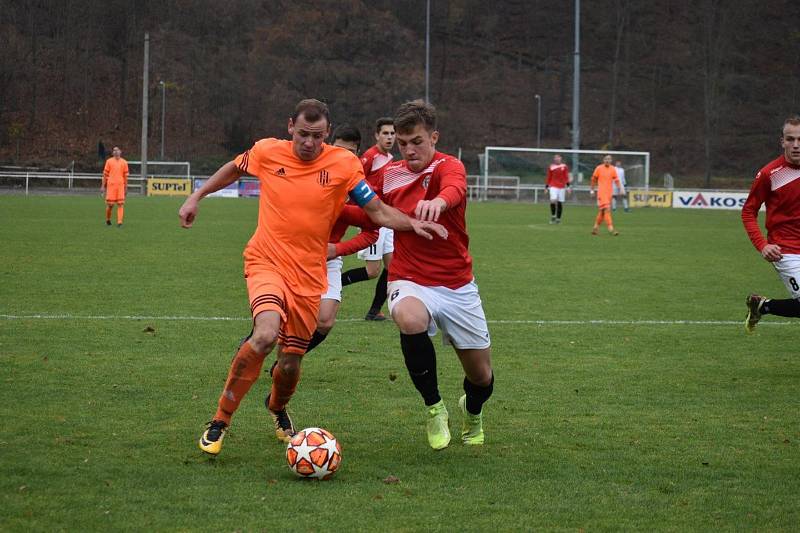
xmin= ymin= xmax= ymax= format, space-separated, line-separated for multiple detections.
xmin=179 ymin=161 xmax=243 ymax=228
xmin=362 ymin=197 xmax=448 ymax=241
xmin=415 ymin=197 xmax=448 ymax=222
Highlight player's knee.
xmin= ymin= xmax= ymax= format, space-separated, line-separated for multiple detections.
xmin=392 ymin=308 xmax=429 ymax=335
xmin=316 ymin=313 xmax=335 ymax=333
xmin=277 ymin=356 xmax=301 ymax=378
xmin=249 ymin=326 xmax=278 ymax=353
xmin=366 ymin=264 xmax=380 ymax=278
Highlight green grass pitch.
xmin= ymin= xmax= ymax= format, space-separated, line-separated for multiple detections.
xmin=1 ymin=195 xmax=798 ymax=531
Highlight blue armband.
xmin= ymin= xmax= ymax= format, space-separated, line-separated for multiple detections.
xmin=348 ymin=179 xmax=376 ymax=207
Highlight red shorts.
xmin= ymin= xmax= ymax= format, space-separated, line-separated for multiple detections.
xmin=245 ymin=264 xmax=319 ymax=355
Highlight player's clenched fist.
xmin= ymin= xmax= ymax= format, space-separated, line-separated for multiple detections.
xmin=179 ymin=197 xmax=199 ymax=228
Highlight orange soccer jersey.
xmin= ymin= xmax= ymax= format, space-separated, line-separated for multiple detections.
xmin=234 ymin=139 xmax=365 ymax=298
xmin=103 ymin=157 xmax=129 ymax=202
xmin=591 ymin=164 xmax=620 ymax=209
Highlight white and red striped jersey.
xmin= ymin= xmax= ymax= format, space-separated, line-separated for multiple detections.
xmin=376 ymin=152 xmax=473 ymax=289
xmin=546 ymin=163 xmax=570 ymax=188
xmin=360 ymin=145 xmax=393 ymax=187
xmin=742 ymin=155 xmax=800 ymax=254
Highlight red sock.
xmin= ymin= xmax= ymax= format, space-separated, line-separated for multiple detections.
xmin=213 ymin=342 xmax=266 ymax=425
xmin=268 ymin=363 xmax=301 ymax=412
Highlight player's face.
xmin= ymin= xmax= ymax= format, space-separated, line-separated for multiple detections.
xmin=782 ymin=124 xmax=800 ymax=165
xmin=375 ymin=125 xmax=396 ymax=153
xmin=603 ymin=155 xmax=612 ymax=166
xmin=333 ymin=139 xmax=359 ymax=155
xmin=112 ymin=147 xmax=121 ymax=158
xmin=396 ymin=124 xmax=439 ymax=173
xmin=288 ymin=114 xmax=330 ymax=161
xmin=553 ymin=155 xmax=562 ymax=164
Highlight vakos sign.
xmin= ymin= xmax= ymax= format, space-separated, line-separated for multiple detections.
xmin=672 ymin=191 xmax=762 ymax=210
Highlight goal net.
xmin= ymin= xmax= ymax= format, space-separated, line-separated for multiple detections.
xmin=128 ymin=160 xmax=191 ymax=179
xmin=476 ymin=147 xmax=650 ymax=203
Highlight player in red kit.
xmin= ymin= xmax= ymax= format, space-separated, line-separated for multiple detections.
xmin=742 ymin=116 xmax=800 ymax=332
xmin=356 ymin=100 xmax=494 ymax=450
xmin=341 ymin=117 xmax=397 ymax=321
xmin=545 ymin=154 xmax=571 ymax=224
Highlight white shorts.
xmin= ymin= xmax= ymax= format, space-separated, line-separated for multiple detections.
xmin=549 ymin=187 xmax=566 ymax=203
xmin=612 ymin=184 xmax=625 ymax=195
xmin=357 ymin=228 xmax=394 ymax=260
xmin=386 ymin=279 xmax=491 ymax=349
xmin=773 ymin=254 xmax=800 ymax=299
xmin=322 ymin=257 xmax=343 ymax=301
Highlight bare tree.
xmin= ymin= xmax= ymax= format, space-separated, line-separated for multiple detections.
xmin=701 ymin=0 xmax=729 ymax=187
xmin=607 ymin=0 xmax=629 ymax=147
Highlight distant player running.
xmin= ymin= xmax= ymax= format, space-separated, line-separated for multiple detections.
xmin=101 ymin=146 xmax=129 ymax=227
xmin=179 ymin=99 xmax=446 ymax=456
xmin=340 ymin=117 xmax=397 ymax=320
xmin=590 ymin=154 xmax=621 ymax=236
xmin=341 ymin=100 xmax=495 ymax=450
xmin=545 ymin=154 xmax=571 ymax=224
xmin=742 ymin=116 xmax=800 ymax=332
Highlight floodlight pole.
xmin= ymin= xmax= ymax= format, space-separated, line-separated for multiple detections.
xmin=159 ymin=80 xmax=165 ymax=159
xmin=571 ymin=0 xmax=581 ymax=176
xmin=535 ymin=94 xmax=542 ymax=148
xmin=425 ymin=0 xmax=430 ymax=103
xmin=140 ymin=33 xmax=149 ymax=190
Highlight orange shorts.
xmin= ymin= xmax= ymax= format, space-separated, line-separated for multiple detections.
xmin=597 ymin=195 xmax=612 ymax=210
xmin=105 ymin=183 xmax=126 ymax=203
xmin=245 ymin=264 xmax=319 ymax=355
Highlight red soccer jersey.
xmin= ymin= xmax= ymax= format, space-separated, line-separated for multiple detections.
xmin=360 ymin=145 xmax=393 ymax=185
xmin=379 ymin=151 xmax=473 ymax=289
xmin=546 ymin=163 xmax=570 ymax=188
xmin=742 ymin=155 xmax=800 ymax=254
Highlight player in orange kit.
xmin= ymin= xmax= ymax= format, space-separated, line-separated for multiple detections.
xmin=101 ymin=146 xmax=129 ymax=227
xmin=179 ymin=99 xmax=447 ymax=456
xmin=590 ymin=154 xmax=621 ymax=236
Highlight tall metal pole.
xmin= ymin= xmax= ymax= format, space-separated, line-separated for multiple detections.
xmin=159 ymin=80 xmax=165 ymax=160
xmin=425 ymin=0 xmax=430 ymax=103
xmin=571 ymin=0 xmax=581 ymax=177
xmin=140 ymin=33 xmax=149 ymax=188
xmin=535 ymin=94 xmax=542 ymax=148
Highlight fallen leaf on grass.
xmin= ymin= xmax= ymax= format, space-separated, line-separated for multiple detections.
xmin=383 ymin=475 xmax=400 ymax=484
xmin=389 ymin=372 xmax=397 ymax=381
xmin=143 ymin=326 xmax=156 ymax=334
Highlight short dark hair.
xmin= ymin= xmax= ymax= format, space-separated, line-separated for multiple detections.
xmin=331 ymin=124 xmax=362 ymax=149
xmin=375 ymin=117 xmax=394 ymax=133
xmin=292 ymin=98 xmax=330 ymax=125
xmin=783 ymin=115 xmax=800 ymax=131
xmin=393 ymin=100 xmax=437 ymax=134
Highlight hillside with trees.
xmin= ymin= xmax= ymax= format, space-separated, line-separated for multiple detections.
xmin=1 ymin=0 xmax=799 ymax=186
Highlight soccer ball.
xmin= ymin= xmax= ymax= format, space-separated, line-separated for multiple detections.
xmin=286 ymin=427 xmax=342 ymax=480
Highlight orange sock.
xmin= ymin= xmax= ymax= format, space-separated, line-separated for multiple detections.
xmin=268 ymin=363 xmax=301 ymax=412
xmin=117 ymin=205 xmax=124 ymax=224
xmin=213 ymin=341 xmax=266 ymax=425
xmin=105 ymin=205 xmax=112 ymax=221
xmin=604 ymin=211 xmax=614 ymax=230
xmin=594 ymin=211 xmax=604 ymax=227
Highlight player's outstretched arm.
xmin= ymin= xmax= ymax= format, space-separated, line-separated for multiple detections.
xmin=361 ymin=197 xmax=448 ymax=241
xmin=179 ymin=161 xmax=242 ymax=228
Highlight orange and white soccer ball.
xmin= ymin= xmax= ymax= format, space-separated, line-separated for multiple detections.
xmin=286 ymin=427 xmax=342 ymax=480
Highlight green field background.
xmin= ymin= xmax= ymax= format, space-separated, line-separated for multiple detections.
xmin=1 ymin=196 xmax=798 ymax=531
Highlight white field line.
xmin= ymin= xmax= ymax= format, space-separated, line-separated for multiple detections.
xmin=0 ymin=313 xmax=796 ymax=326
